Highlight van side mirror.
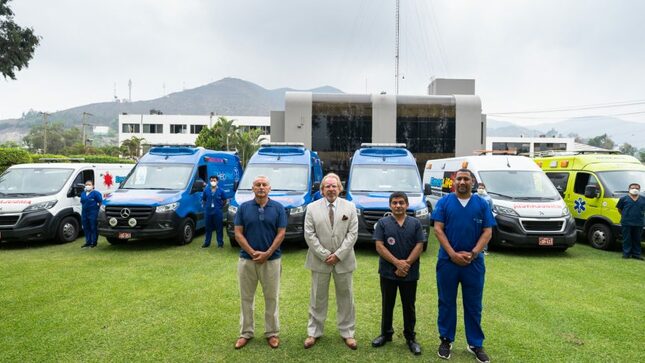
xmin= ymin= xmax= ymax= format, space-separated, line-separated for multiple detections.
xmin=584 ymin=185 xmax=599 ymax=198
xmin=424 ymin=183 xmax=432 ymax=196
xmin=73 ymin=183 xmax=85 ymax=197
xmin=192 ymin=179 xmax=206 ymax=193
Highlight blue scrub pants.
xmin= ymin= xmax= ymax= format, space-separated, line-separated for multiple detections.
xmin=204 ymin=212 xmax=224 ymax=247
xmin=622 ymin=225 xmax=643 ymax=258
xmin=436 ymin=258 xmax=486 ymax=347
xmin=82 ymin=210 xmax=99 ymax=246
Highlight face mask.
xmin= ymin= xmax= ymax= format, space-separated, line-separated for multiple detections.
xmin=210 ymin=181 xmax=217 ymax=187
xmin=629 ymin=188 xmax=639 ymax=196
xmin=477 ymin=188 xmax=486 ymax=195
xmin=85 ymin=185 xmax=93 ymax=192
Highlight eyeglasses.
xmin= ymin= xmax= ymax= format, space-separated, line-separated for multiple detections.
xmin=258 ymin=207 xmax=265 ymax=221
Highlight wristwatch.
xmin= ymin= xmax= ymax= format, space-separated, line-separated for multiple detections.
xmin=471 ymin=250 xmax=480 ymax=260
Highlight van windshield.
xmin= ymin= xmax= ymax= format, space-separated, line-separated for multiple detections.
xmin=0 ymin=168 xmax=74 ymax=196
xmin=350 ymin=165 xmax=421 ymax=193
xmin=597 ymin=170 xmax=645 ymax=196
xmin=238 ymin=164 xmax=309 ymax=191
xmin=121 ymin=163 xmax=193 ymax=190
xmin=479 ymin=171 xmax=560 ymax=201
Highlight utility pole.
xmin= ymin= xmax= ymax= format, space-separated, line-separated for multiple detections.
xmin=39 ymin=112 xmax=50 ymax=153
xmin=81 ymin=112 xmax=93 ymax=147
xmin=395 ymin=0 xmax=400 ymax=95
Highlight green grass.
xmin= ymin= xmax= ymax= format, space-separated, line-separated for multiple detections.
xmin=1 ymin=232 xmax=643 ymax=362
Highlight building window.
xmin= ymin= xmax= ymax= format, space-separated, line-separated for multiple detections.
xmin=534 ymin=143 xmax=567 ymax=152
xmin=170 ymin=124 xmax=187 ymax=134
xmin=122 ymin=123 xmax=140 ymax=133
xmin=492 ymin=142 xmax=530 ymax=154
xmin=143 ymin=124 xmax=163 ymax=134
xmin=190 ymin=125 xmax=205 ymax=134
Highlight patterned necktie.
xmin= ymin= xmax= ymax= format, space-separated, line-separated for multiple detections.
xmin=328 ymin=203 xmax=334 ymax=228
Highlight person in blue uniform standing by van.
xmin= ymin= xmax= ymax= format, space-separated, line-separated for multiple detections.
xmin=202 ymin=175 xmax=227 ymax=248
xmin=431 ymin=169 xmax=495 ymax=363
xmin=80 ymin=180 xmax=103 ymax=248
xmin=616 ymin=182 xmax=645 ymax=260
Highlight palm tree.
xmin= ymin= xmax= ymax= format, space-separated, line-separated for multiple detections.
xmin=216 ymin=116 xmax=238 ymax=151
xmin=234 ymin=129 xmax=263 ymax=167
xmin=120 ymin=136 xmax=147 ymax=159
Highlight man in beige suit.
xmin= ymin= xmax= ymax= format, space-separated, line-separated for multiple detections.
xmin=303 ymin=173 xmax=359 ymax=350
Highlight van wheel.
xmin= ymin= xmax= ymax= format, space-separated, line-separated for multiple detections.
xmin=587 ymin=223 xmax=614 ymax=250
xmin=177 ymin=218 xmax=195 ymax=245
xmin=56 ymin=216 xmax=79 ymax=243
xmin=107 ymin=237 xmax=127 ymax=245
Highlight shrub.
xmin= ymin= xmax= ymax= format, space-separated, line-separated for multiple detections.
xmin=0 ymin=148 xmax=32 ymax=174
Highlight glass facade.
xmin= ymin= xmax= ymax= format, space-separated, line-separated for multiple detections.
xmin=396 ymin=103 xmax=456 ymax=174
xmin=312 ymin=101 xmax=372 ymax=181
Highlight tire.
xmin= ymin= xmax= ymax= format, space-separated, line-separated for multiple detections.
xmin=587 ymin=223 xmax=614 ymax=250
xmin=177 ymin=218 xmax=195 ymax=245
xmin=107 ymin=237 xmax=127 ymax=245
xmin=56 ymin=216 xmax=80 ymax=244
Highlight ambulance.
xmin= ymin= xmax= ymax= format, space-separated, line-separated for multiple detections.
xmin=535 ymin=152 xmax=645 ymax=250
xmin=423 ymin=155 xmax=577 ymax=250
xmin=0 ymin=162 xmax=133 ymax=244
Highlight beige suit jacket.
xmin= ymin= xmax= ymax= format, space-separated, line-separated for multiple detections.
xmin=304 ymin=197 xmax=358 ymax=274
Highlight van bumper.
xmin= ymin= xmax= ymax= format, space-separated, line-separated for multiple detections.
xmin=492 ymin=214 xmax=577 ymax=248
xmin=0 ymin=210 xmax=55 ymax=242
xmin=98 ymin=210 xmax=182 ymax=240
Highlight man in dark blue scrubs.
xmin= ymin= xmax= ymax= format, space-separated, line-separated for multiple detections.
xmin=372 ymin=191 xmax=426 ymax=355
xmin=431 ymin=169 xmax=495 ymax=363
xmin=616 ymin=182 xmax=645 ymax=260
xmin=80 ymin=180 xmax=103 ymax=248
xmin=202 ymin=175 xmax=227 ymax=248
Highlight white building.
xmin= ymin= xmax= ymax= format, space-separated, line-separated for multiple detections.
xmin=118 ymin=114 xmax=270 ymax=147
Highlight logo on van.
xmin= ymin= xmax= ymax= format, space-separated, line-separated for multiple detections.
xmin=120 ymin=208 xmax=131 ymax=218
xmin=574 ymin=198 xmax=586 ymax=215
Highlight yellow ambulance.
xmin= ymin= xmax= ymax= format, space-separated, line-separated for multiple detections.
xmin=535 ymin=152 xmax=645 ymax=250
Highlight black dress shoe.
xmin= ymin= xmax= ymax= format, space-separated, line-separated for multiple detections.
xmin=371 ymin=335 xmax=392 ymax=347
xmin=407 ymin=340 xmax=422 ymax=355
xmin=201 ymin=245 xmax=209 ymax=248
xmin=81 ymin=244 xmax=90 ymax=248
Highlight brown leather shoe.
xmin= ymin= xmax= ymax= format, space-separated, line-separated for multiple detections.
xmin=344 ymin=337 xmax=357 ymax=350
xmin=235 ymin=337 xmax=250 ymax=349
xmin=268 ymin=336 xmax=280 ymax=349
xmin=304 ymin=336 xmax=317 ymax=349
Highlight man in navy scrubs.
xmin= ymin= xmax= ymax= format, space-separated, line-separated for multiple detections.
xmin=616 ymin=182 xmax=645 ymax=260
xmin=202 ymin=175 xmax=227 ymax=248
xmin=431 ymin=169 xmax=495 ymax=363
xmin=372 ymin=191 xmax=425 ymax=355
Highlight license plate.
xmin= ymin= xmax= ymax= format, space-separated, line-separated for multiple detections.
xmin=118 ymin=232 xmax=131 ymax=239
xmin=538 ymin=237 xmax=554 ymax=246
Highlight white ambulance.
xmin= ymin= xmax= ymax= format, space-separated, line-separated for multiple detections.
xmin=0 ymin=162 xmax=133 ymax=244
xmin=423 ymin=155 xmax=577 ymax=250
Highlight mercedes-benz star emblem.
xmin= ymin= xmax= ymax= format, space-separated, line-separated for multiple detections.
xmin=120 ymin=208 xmax=131 ymax=218
xmin=383 ymin=212 xmax=393 ymax=217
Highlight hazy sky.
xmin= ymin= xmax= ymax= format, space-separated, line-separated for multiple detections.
xmin=1 ymin=0 xmax=644 ymax=125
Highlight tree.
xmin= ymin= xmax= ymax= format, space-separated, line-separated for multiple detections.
xmin=120 ymin=136 xmax=147 ymax=159
xmin=195 ymin=116 xmax=239 ymax=151
xmin=23 ymin=122 xmax=82 ymax=154
xmin=587 ymin=134 xmax=615 ymax=150
xmin=0 ymin=0 xmax=41 ymax=79
xmin=619 ymin=143 xmax=638 ymax=157
xmin=234 ymin=129 xmax=263 ymax=167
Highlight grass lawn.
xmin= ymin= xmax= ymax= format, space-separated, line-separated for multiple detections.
xmin=1 ymin=232 xmax=643 ymax=362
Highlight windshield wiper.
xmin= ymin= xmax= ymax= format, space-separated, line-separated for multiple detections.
xmin=514 ymin=196 xmax=554 ymax=201
xmin=146 ymin=187 xmax=175 ymax=190
xmin=487 ymin=191 xmax=514 ymax=199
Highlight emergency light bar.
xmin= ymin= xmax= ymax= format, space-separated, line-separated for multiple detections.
xmin=360 ymin=143 xmax=407 ymax=148
xmin=261 ymin=142 xmax=305 ymax=147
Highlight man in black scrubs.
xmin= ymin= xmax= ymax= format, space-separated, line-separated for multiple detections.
xmin=372 ymin=191 xmax=426 ymax=355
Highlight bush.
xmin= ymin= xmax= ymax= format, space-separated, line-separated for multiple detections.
xmin=0 ymin=148 xmax=32 ymax=174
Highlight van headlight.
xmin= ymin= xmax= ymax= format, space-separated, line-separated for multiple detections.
xmin=493 ymin=204 xmax=519 ymax=217
xmin=100 ymin=204 xmax=106 ymax=212
xmin=156 ymin=202 xmax=179 ymax=213
xmin=228 ymin=205 xmax=238 ymax=214
xmin=415 ymin=207 xmax=429 ymax=218
xmin=23 ymin=200 xmax=58 ymax=213
xmin=562 ymin=206 xmax=570 ymax=217
xmin=290 ymin=205 xmax=306 ymax=216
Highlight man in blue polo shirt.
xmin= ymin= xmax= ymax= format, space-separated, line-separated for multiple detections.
xmin=233 ymin=175 xmax=287 ymax=350
xmin=372 ymin=191 xmax=426 ymax=356
xmin=616 ymin=182 xmax=645 ymax=260
xmin=432 ymin=169 xmax=495 ymax=363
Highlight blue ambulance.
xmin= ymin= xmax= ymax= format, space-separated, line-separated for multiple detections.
xmin=98 ymin=147 xmax=242 ymax=245
xmin=346 ymin=143 xmax=430 ymax=242
xmin=226 ymin=143 xmax=323 ymax=244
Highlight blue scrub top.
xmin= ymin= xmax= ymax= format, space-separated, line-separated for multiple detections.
xmin=234 ymin=198 xmax=287 ymax=260
xmin=373 ymin=215 xmax=426 ymax=281
xmin=202 ymin=187 xmax=226 ymax=215
xmin=431 ymin=193 xmax=496 ymax=261
xmin=80 ymin=190 xmax=103 ymax=214
xmin=617 ymin=195 xmax=645 ymax=226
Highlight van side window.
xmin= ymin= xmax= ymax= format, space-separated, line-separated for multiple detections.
xmin=546 ymin=172 xmax=569 ymax=196
xmin=83 ymin=170 xmax=94 ymax=185
xmin=573 ymin=173 xmax=598 ymax=195
xmin=198 ymin=165 xmax=207 ymax=182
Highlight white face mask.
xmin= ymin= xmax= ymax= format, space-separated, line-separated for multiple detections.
xmin=210 ymin=181 xmax=217 ymax=187
xmin=477 ymin=188 xmax=486 ymax=195
xmin=629 ymin=188 xmax=640 ymax=196
xmin=85 ymin=185 xmax=93 ymax=192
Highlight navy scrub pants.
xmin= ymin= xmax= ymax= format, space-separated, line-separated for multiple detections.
xmin=436 ymin=257 xmax=486 ymax=348
xmin=622 ymin=225 xmax=643 ymax=258
xmin=204 ymin=212 xmax=224 ymax=247
xmin=82 ymin=211 xmax=99 ymax=246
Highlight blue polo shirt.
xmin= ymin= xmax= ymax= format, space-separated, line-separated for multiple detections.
xmin=202 ymin=187 xmax=226 ymax=215
xmin=234 ymin=198 xmax=287 ymax=260
xmin=373 ymin=215 xmax=426 ymax=281
xmin=617 ymin=195 xmax=645 ymax=227
xmin=431 ymin=193 xmax=496 ymax=261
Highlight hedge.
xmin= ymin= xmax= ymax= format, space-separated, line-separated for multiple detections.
xmin=0 ymin=148 xmax=32 ymax=174
xmin=0 ymin=149 xmax=136 ymax=174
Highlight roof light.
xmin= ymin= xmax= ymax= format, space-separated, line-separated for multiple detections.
xmin=550 ymin=161 xmax=558 ymax=168
xmin=425 ymin=161 xmax=433 ymax=169
xmin=560 ymin=160 xmax=569 ymax=168
xmin=360 ymin=143 xmax=407 ymax=148
xmin=260 ymin=142 xmax=304 ymax=147
xmin=535 ymin=161 xmax=543 ymax=167
xmin=461 ymin=161 xmax=469 ymax=168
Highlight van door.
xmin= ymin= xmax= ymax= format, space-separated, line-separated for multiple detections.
xmin=69 ymin=169 xmax=94 ymax=198
xmin=569 ymin=172 xmax=603 ymax=222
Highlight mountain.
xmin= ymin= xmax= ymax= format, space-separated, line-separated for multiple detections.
xmin=0 ymin=78 xmax=344 ymax=142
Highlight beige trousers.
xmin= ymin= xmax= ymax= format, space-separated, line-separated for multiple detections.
xmin=307 ymin=270 xmax=356 ymax=339
xmin=238 ymin=257 xmax=281 ymax=339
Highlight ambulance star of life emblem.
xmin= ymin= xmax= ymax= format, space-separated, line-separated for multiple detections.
xmin=574 ymin=198 xmax=586 ymax=215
